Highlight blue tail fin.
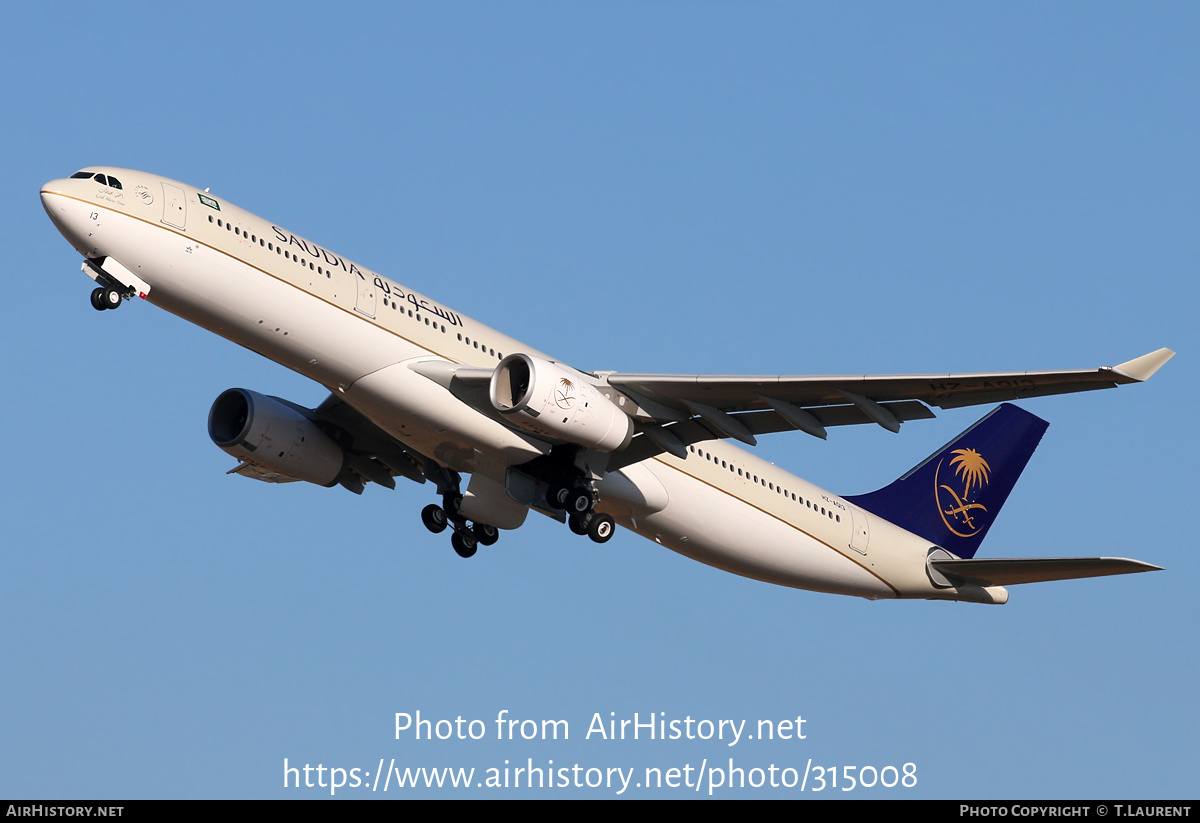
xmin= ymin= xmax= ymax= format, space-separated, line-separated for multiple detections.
xmin=845 ymin=404 xmax=1048 ymax=559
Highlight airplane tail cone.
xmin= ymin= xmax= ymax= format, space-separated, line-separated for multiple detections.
xmin=845 ymin=404 xmax=1048 ymax=559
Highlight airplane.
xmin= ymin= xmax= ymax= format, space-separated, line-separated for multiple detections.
xmin=40 ymin=166 xmax=1174 ymax=605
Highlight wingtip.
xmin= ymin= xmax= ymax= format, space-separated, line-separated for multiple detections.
xmin=1114 ymin=348 xmax=1175 ymax=381
xmin=1096 ymin=557 xmax=1163 ymax=574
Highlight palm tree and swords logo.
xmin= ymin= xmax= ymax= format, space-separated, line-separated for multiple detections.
xmin=934 ymin=448 xmax=992 ymax=538
xmin=553 ymin=377 xmax=576 ymax=410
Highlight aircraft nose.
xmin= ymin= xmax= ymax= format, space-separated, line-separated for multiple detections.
xmin=40 ymin=179 xmax=96 ymax=256
xmin=40 ymin=178 xmax=77 ymax=219
xmin=40 ymin=179 xmax=63 ymax=208
xmin=41 ymin=179 xmax=74 ymax=228
xmin=41 ymin=176 xmax=69 ymax=196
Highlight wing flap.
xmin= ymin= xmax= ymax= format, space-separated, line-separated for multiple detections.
xmin=606 ymin=401 xmax=935 ymax=469
xmin=227 ymin=462 xmax=302 ymax=484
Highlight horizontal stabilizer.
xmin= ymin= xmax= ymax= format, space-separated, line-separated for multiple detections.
xmin=929 ymin=556 xmax=1162 ymax=587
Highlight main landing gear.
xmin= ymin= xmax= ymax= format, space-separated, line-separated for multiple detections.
xmin=420 ymin=495 xmax=500 ymax=559
xmin=520 ymin=447 xmax=618 ymax=545
xmin=419 ymin=467 xmax=501 ymax=559
xmin=547 ymin=480 xmax=615 ymax=545
xmin=419 ymin=456 xmax=618 ymax=557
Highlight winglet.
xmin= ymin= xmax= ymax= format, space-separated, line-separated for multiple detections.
xmin=1114 ymin=348 xmax=1175 ymax=382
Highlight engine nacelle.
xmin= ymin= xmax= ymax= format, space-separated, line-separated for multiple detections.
xmin=208 ymin=388 xmax=345 ymax=486
xmin=489 ymin=354 xmax=634 ymax=452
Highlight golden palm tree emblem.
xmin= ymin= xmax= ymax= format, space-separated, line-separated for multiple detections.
xmin=949 ymin=448 xmax=991 ymax=496
xmin=935 ymin=448 xmax=992 ymax=538
xmin=554 ymin=378 xmax=576 ymax=409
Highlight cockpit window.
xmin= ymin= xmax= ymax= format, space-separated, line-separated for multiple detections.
xmin=67 ymin=171 xmax=120 ymax=188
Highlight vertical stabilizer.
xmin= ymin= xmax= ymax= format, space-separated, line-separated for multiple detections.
xmin=845 ymin=404 xmax=1048 ymax=559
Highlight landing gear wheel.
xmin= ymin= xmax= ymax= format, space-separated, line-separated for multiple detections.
xmin=451 ymin=530 xmax=478 ymax=558
xmin=90 ymin=287 xmax=108 ymax=311
xmin=421 ymin=504 xmax=448 ymax=534
xmin=587 ymin=513 xmax=615 ymax=544
xmin=566 ymin=486 xmax=594 ymax=515
xmin=568 ymin=512 xmax=592 ymax=535
xmin=547 ymin=482 xmax=571 ymax=510
xmin=472 ymin=522 xmax=499 ymax=546
xmin=102 ymin=287 xmax=123 ymax=309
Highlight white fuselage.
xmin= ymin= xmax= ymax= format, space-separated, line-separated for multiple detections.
xmin=41 ymin=167 xmax=1006 ymax=604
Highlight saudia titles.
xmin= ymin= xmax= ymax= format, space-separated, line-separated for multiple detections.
xmin=934 ymin=448 xmax=991 ymax=538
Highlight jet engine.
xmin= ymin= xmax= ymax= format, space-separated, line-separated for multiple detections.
xmin=489 ymin=354 xmax=633 ymax=452
xmin=208 ymin=388 xmax=345 ymax=486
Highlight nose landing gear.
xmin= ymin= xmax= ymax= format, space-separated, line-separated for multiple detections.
xmin=83 ymin=257 xmax=140 ymax=312
xmin=90 ymin=285 xmax=125 ymax=311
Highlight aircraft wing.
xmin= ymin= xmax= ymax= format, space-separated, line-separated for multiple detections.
xmin=604 ymin=348 xmax=1174 ymax=444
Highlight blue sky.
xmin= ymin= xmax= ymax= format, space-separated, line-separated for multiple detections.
xmin=3 ymin=3 xmax=1196 ymax=798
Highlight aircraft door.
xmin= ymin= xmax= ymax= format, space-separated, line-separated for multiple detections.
xmin=354 ymin=273 xmax=377 ymax=318
xmin=848 ymin=505 xmax=870 ymax=556
xmin=161 ymin=183 xmax=186 ymax=229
